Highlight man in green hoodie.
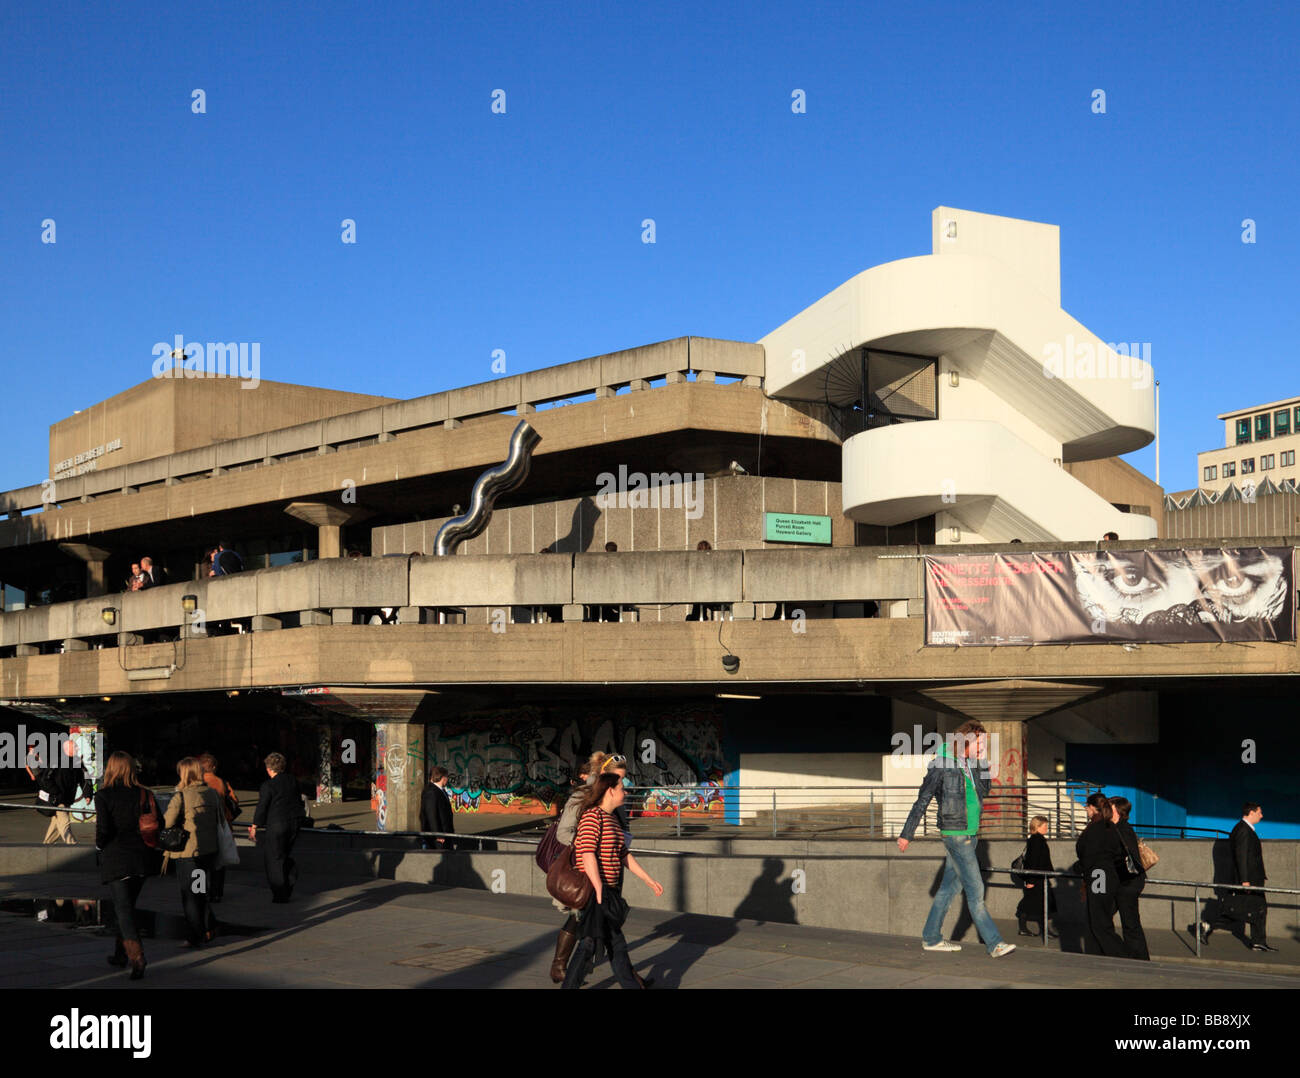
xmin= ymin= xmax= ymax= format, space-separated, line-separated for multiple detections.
xmin=897 ymin=720 xmax=1015 ymax=958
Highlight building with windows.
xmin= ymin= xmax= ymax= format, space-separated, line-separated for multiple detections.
xmin=1197 ymin=396 xmax=1300 ymax=495
xmin=0 ymin=208 xmax=1295 ymax=841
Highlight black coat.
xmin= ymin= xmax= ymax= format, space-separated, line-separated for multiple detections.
xmin=1076 ymin=818 xmax=1126 ymax=884
xmin=94 ymin=785 xmax=160 ymax=883
xmin=253 ymin=772 xmax=304 ymax=831
xmin=1024 ymin=832 xmax=1054 ymax=873
xmin=37 ymin=763 xmax=92 ymax=807
xmin=1229 ymin=820 xmax=1266 ymax=884
xmin=420 ymin=784 xmax=454 ymax=836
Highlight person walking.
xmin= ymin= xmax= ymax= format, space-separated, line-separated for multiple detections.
xmin=199 ymin=753 xmax=239 ymax=902
xmin=561 ymin=773 xmax=663 ymax=989
xmin=30 ymin=737 xmax=94 ymax=845
xmin=1109 ymin=796 xmax=1149 ymax=960
xmin=94 ymin=752 xmax=159 ymax=979
xmin=897 ymin=721 xmax=1016 ymax=958
xmin=162 ymin=756 xmax=222 ymax=948
xmin=1200 ymin=802 xmax=1277 ymax=952
xmin=419 ymin=765 xmax=455 ymax=849
xmin=249 ymin=753 xmax=305 ymax=903
xmin=549 ymin=754 xmax=599 ymax=983
xmin=1075 ymin=793 xmax=1130 ymax=958
xmin=1016 ymin=815 xmax=1058 ymax=939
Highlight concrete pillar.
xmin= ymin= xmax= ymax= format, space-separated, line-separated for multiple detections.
xmin=284 ymin=501 xmax=373 ymax=559
xmin=375 ymin=720 xmax=430 ymax=832
xmin=979 ymin=719 xmax=1028 ymax=839
xmin=57 ymin=543 xmax=112 ymax=599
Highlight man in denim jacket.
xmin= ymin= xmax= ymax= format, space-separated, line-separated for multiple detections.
xmin=896 ymin=720 xmax=1015 ymax=958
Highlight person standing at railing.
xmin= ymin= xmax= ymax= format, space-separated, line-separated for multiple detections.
xmin=1199 ymin=802 xmax=1277 ymax=952
xmin=1075 ymin=793 xmax=1130 ymax=958
xmin=896 ymin=720 xmax=1016 ymax=959
xmin=1109 ymin=797 xmax=1149 ymax=960
xmin=1016 ymin=815 xmax=1057 ymax=939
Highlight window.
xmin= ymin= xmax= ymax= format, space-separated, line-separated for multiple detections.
xmin=1261 ymin=454 xmax=1275 ymax=470
xmin=1255 ymin=414 xmax=1271 ymax=440
xmin=1204 ymin=465 xmax=1217 ymax=482
xmin=1283 ymin=450 xmax=1296 ymax=467
xmin=1236 ymin=418 xmax=1252 ymax=445
xmin=1241 ymin=458 xmax=1255 ymax=474
xmin=1223 ymin=461 xmax=1236 ymax=478
xmin=1276 ymin=410 xmax=1292 ymax=437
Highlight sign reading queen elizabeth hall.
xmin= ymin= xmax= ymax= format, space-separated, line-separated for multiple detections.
xmin=924 ymin=549 xmax=1296 ymax=646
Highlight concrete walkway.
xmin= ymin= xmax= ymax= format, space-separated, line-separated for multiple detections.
xmin=1 ymin=869 xmax=1295 ymax=990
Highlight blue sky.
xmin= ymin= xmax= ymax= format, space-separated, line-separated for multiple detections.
xmin=1 ymin=0 xmax=1296 ymax=493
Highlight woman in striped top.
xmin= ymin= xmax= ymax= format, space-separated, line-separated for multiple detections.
xmin=561 ymin=773 xmax=663 ymax=989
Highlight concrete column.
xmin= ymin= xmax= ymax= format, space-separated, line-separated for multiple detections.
xmin=979 ymin=719 xmax=1028 ymax=839
xmin=57 ymin=543 xmax=112 ymax=599
xmin=284 ymin=502 xmax=373 ymax=559
xmin=375 ymin=721 xmax=428 ymax=832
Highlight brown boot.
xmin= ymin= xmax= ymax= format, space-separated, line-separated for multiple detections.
xmin=123 ymin=938 xmax=146 ymax=980
xmin=551 ymin=929 xmax=578 ymax=984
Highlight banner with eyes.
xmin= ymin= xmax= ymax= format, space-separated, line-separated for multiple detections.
xmin=923 ymin=548 xmax=1296 ymax=646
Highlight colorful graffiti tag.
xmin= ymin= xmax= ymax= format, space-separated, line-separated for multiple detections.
xmin=427 ymin=704 xmax=728 ymax=815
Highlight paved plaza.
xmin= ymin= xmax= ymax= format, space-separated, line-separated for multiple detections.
xmin=1 ymin=867 xmax=1296 ymax=991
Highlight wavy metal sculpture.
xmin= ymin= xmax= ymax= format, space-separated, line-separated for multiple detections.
xmin=434 ymin=419 xmax=542 ymax=555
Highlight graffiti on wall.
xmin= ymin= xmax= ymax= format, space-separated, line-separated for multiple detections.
xmin=427 ymin=705 xmax=728 ymax=815
xmin=372 ymin=726 xmax=387 ymax=831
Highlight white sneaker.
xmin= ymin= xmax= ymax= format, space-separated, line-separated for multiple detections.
xmin=922 ymin=940 xmax=962 ymax=952
xmin=989 ymin=942 xmax=1017 ymax=958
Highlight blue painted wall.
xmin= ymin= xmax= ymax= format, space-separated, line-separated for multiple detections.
xmin=1067 ymin=689 xmax=1300 ymax=839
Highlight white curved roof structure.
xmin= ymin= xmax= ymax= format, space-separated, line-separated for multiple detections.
xmin=760 ymin=207 xmax=1158 ymax=543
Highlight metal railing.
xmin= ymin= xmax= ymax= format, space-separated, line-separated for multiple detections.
xmin=987 ymin=865 xmax=1300 ymax=957
xmin=622 ymin=782 xmax=1102 ymax=839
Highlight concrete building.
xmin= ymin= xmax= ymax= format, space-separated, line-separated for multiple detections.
xmin=1195 ymin=396 xmax=1300 ymax=496
xmin=0 ymin=208 xmax=1294 ymax=841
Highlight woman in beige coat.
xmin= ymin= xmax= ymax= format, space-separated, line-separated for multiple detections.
xmin=163 ymin=757 xmax=223 ymax=947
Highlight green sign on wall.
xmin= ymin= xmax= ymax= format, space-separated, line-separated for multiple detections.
xmin=764 ymin=512 xmax=832 ymax=545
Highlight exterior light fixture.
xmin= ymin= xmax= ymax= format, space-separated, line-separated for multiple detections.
xmin=944 ymin=219 xmax=957 ymax=239
xmin=101 ymin=696 xmax=112 ymax=702
xmin=720 ymin=654 xmax=740 ymax=674
xmin=182 ymin=594 xmax=198 ymax=614
xmin=1053 ymin=758 xmax=1065 ymax=775
xmin=101 ymin=607 xmax=117 ymax=626
xmin=716 ymin=693 xmax=760 ymax=700
xmin=949 ymin=527 xmax=960 ymax=543
xmin=948 ymin=370 xmax=959 ymax=388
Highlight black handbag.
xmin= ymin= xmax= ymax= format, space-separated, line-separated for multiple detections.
xmin=158 ymin=826 xmax=189 ymax=853
xmin=1010 ymin=844 xmax=1028 ymax=887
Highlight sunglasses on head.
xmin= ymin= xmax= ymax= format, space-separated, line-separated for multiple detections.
xmin=601 ymin=755 xmax=628 ymax=771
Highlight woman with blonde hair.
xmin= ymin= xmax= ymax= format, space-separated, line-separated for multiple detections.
xmin=562 ymin=772 xmax=662 ymax=989
xmin=162 ymin=756 xmax=223 ymax=947
xmin=94 ymin=751 xmax=160 ymax=978
xmin=1015 ymin=815 xmax=1058 ymax=939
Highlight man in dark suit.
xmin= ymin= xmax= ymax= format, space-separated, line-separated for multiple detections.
xmin=1200 ymin=802 xmax=1277 ymax=952
xmin=138 ymin=556 xmax=159 ymax=589
xmin=420 ymin=766 xmax=455 ymax=849
xmin=248 ymin=752 xmax=305 ymax=903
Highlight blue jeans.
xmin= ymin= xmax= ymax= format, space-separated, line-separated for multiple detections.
xmin=921 ymin=835 xmax=1004 ymax=953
